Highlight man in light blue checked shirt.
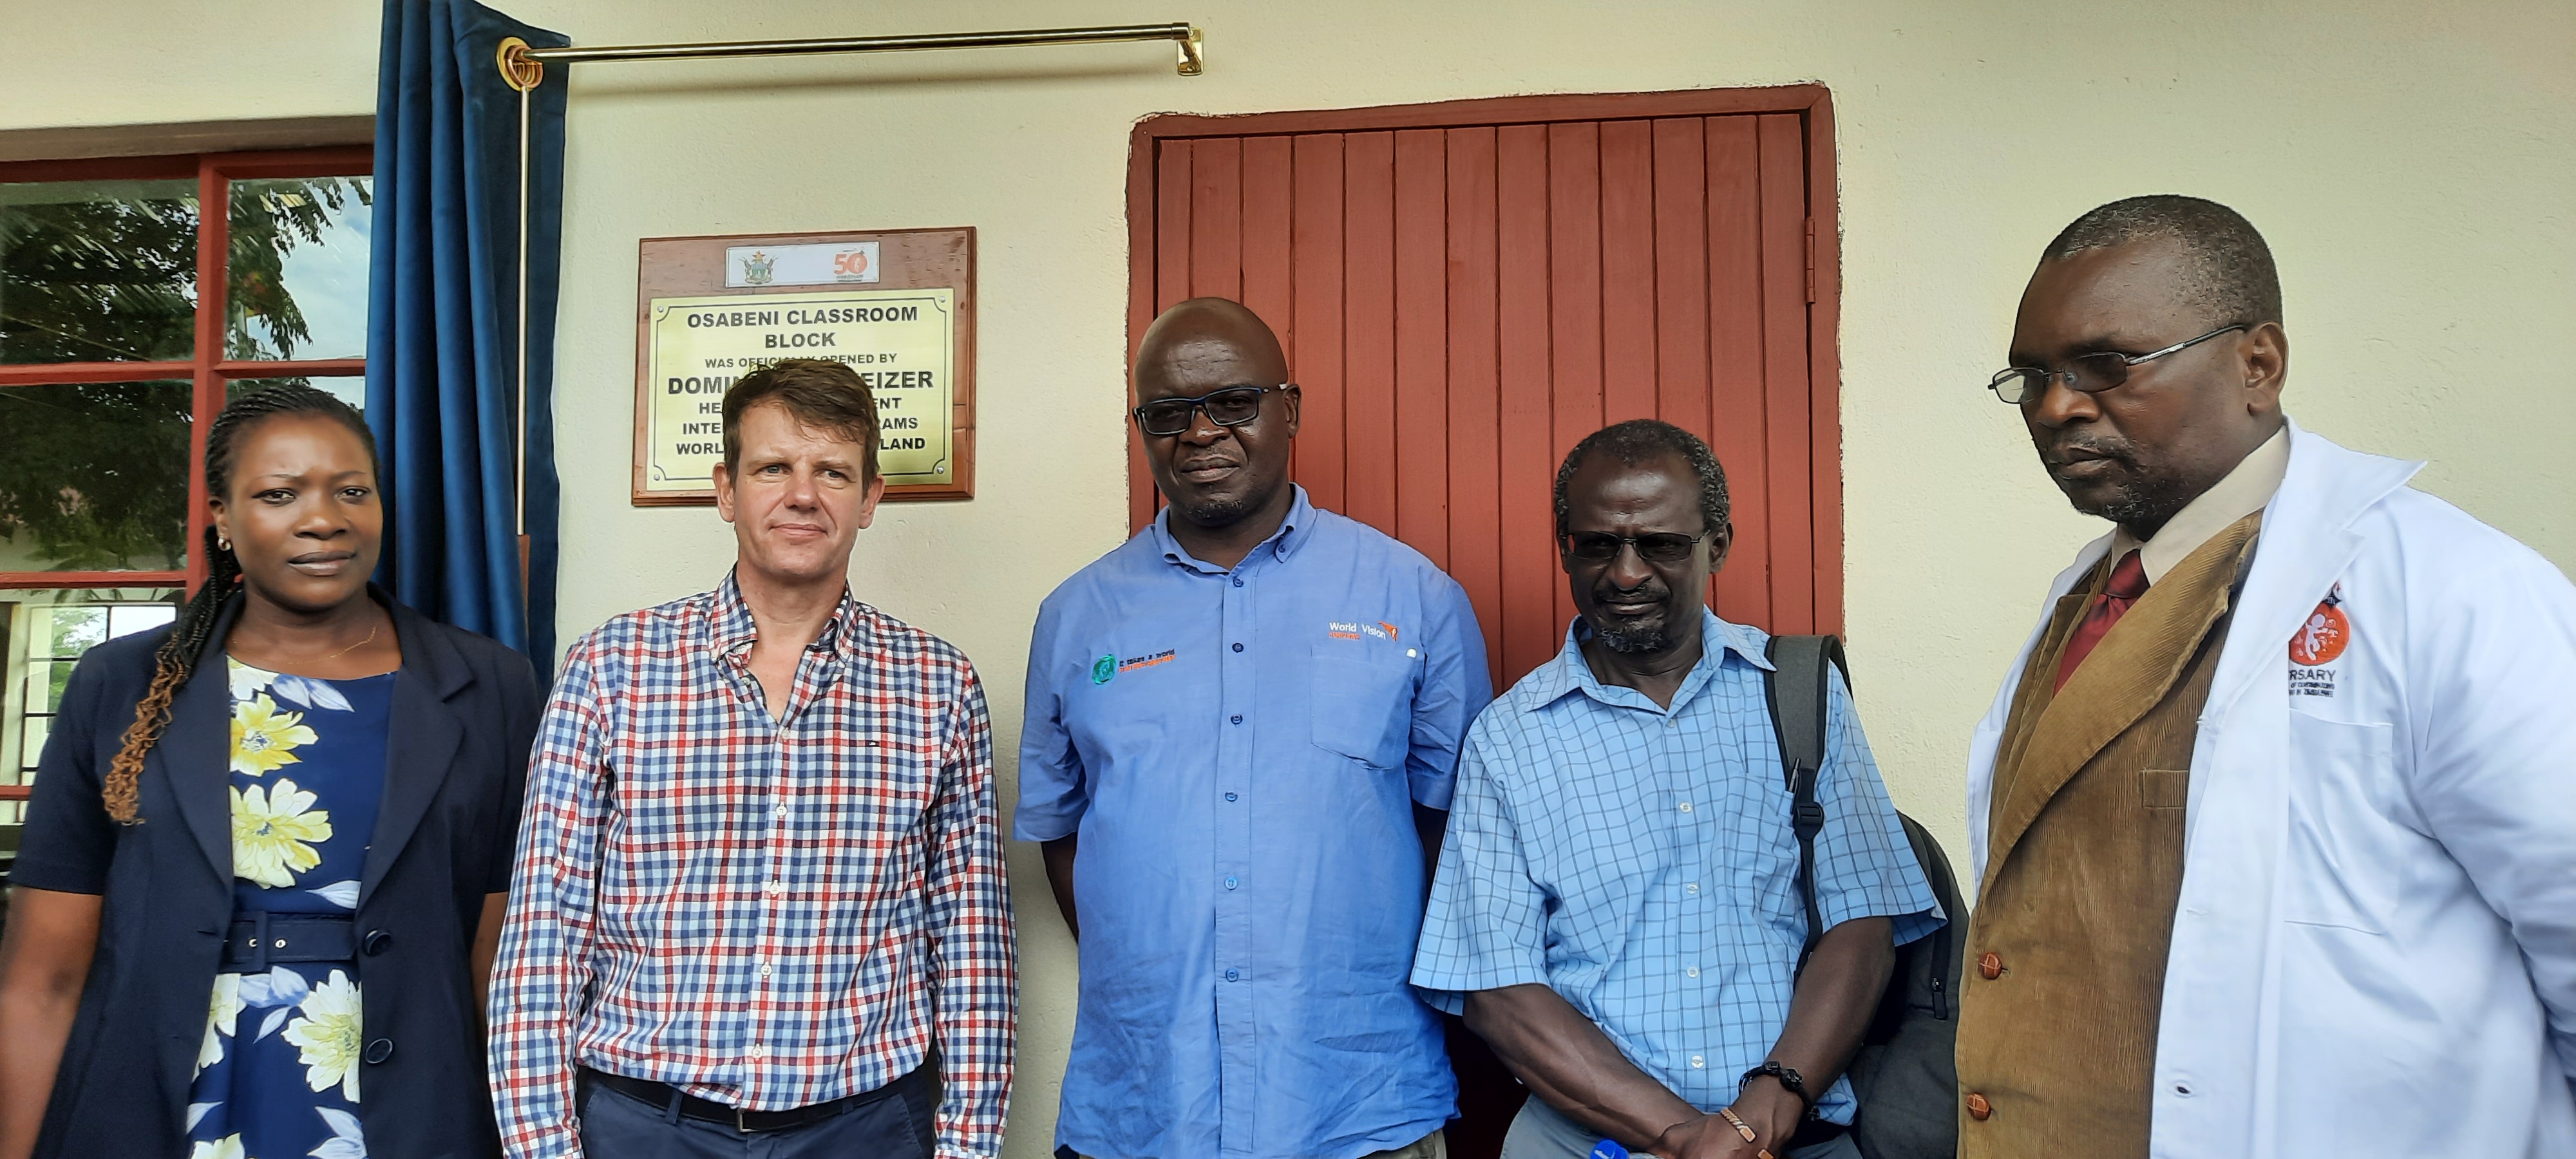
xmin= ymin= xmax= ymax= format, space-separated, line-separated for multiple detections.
xmin=1413 ymin=420 xmax=1942 ymax=1159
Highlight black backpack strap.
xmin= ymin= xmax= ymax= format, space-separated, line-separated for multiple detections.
xmin=1764 ymin=634 xmax=1848 ymax=976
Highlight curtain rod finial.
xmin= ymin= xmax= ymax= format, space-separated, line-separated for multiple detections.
xmin=1178 ymin=26 xmax=1204 ymax=75
xmin=497 ymin=37 xmax=545 ymax=91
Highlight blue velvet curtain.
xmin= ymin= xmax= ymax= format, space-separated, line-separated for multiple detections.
xmin=367 ymin=0 xmax=567 ymax=667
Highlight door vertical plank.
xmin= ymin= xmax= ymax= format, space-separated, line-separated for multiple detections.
xmin=1291 ymin=134 xmax=1349 ymax=516
xmin=1598 ymin=119 xmax=1658 ymax=426
xmin=1343 ymin=131 xmax=1400 ymax=536
xmin=1240 ymin=136 xmax=1296 ymax=353
xmin=1495 ymin=124 xmax=1556 ymax=682
xmin=1130 ymin=131 xmax=1164 ymax=532
xmin=1705 ymin=116 xmax=1771 ymax=628
xmin=1547 ymin=122 xmax=1605 ymax=637
xmin=1803 ymin=97 xmax=1844 ymax=638
xmin=1189 ymin=137 xmax=1243 ymax=302
xmin=1756 ymin=113 xmax=1814 ymax=635
xmin=1445 ymin=126 xmax=1504 ymax=683
xmin=1394 ymin=128 xmax=1450 ymax=567
xmin=1651 ymin=118 xmax=1711 ymax=436
xmin=1651 ymin=118 xmax=1715 ymax=609
xmin=1157 ymin=140 xmax=1195 ymax=314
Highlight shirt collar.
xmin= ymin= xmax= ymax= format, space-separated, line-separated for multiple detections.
xmin=1150 ymin=484 xmax=1316 ymax=574
xmin=707 ymin=567 xmax=866 ymax=661
xmin=1522 ymin=607 xmax=1774 ymax=714
xmin=2106 ymin=426 xmax=2287 ymax=586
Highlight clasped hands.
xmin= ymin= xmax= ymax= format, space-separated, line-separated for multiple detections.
xmin=1636 ymin=1076 xmax=1805 ymax=1159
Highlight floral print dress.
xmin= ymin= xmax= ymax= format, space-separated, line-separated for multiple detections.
xmin=185 ymin=657 xmax=391 ymax=1159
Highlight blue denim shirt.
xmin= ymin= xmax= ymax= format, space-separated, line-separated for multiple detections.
xmin=1017 ymin=487 xmax=1492 ymax=1159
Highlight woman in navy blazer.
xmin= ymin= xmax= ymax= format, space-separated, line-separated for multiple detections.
xmin=0 ymin=385 xmax=540 ymax=1159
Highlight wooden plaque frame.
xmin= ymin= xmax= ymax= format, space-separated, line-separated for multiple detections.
xmin=632 ymin=227 xmax=977 ymax=505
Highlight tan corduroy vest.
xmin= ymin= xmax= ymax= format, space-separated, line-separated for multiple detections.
xmin=1956 ymin=513 xmax=2261 ymax=1159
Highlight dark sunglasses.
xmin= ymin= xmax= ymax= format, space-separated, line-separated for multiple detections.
xmin=1559 ymin=530 xmax=1711 ymax=565
xmin=1131 ymin=384 xmax=1293 ymax=437
xmin=1986 ymin=324 xmax=2248 ymax=405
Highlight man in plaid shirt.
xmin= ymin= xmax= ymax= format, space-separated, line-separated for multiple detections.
xmin=487 ymin=360 xmax=1016 ymax=1159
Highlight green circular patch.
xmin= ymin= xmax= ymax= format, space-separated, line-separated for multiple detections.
xmin=1091 ymin=654 xmax=1118 ymax=684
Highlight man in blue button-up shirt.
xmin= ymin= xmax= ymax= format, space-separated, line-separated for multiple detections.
xmin=1413 ymin=420 xmax=1940 ymax=1159
xmin=1018 ymin=298 xmax=1490 ymax=1159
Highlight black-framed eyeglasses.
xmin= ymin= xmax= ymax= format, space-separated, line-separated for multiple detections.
xmin=1132 ymin=384 xmax=1293 ymax=437
xmin=1558 ymin=530 xmax=1712 ymax=565
xmin=1986 ymin=324 xmax=2248 ymax=405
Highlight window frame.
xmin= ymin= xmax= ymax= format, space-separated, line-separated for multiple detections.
xmin=0 ymin=146 xmax=371 ymax=803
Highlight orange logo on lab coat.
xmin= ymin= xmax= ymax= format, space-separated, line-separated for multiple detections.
xmin=2290 ymin=596 xmax=2350 ymax=666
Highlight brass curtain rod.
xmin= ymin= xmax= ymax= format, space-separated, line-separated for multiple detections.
xmin=497 ymin=23 xmax=1204 ymax=89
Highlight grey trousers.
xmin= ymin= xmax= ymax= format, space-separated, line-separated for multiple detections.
xmin=577 ymin=1071 xmax=936 ymax=1159
xmin=1501 ymin=1097 xmax=1862 ymax=1159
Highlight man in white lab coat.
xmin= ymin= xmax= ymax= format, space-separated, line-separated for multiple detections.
xmin=1956 ymin=194 xmax=2576 ymax=1158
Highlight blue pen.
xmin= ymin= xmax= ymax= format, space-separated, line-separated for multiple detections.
xmin=1591 ymin=1141 xmax=1630 ymax=1159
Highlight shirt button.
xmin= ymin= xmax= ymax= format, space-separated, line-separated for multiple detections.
xmin=1231 ymin=715 xmax=1243 ymax=724
xmin=1224 ymin=876 xmax=1238 ymax=890
xmin=1965 ymin=1093 xmax=1993 ymax=1120
xmin=1224 ymin=793 xmax=1238 ymax=802
xmin=1978 ymin=952 xmax=2004 ymax=980
xmin=1231 ymin=577 xmax=1244 ymax=588
xmin=1685 ymin=882 xmax=1700 ymax=895
xmin=764 ymin=881 xmax=785 ymax=898
xmin=1690 ymin=1055 xmax=1705 ymax=1069
xmin=1224 ymin=968 xmax=1240 ymax=982
xmin=1679 ymin=801 xmax=1694 ymax=814
xmin=1232 ymin=642 xmax=1244 ymax=652
xmin=773 ymin=804 xmax=788 ymax=820
xmin=750 ymin=1043 xmax=768 ymax=1061
xmin=759 ymin=963 xmax=773 ymax=979
xmin=1685 ymin=966 xmax=1700 ymax=978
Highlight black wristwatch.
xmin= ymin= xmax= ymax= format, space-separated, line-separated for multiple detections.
xmin=1740 ymin=1060 xmax=1813 ymax=1117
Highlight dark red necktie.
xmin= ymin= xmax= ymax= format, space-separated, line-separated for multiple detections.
xmin=2054 ymin=549 xmax=2149 ymax=692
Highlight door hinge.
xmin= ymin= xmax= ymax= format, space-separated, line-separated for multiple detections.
xmin=1804 ymin=217 xmax=1817 ymax=304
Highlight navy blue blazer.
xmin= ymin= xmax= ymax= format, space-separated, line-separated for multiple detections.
xmin=11 ymin=593 xmax=540 ymax=1159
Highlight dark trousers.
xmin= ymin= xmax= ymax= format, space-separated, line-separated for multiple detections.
xmin=576 ymin=1069 xmax=936 ymax=1159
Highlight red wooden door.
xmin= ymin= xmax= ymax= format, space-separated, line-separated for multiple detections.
xmin=1128 ymin=89 xmax=1842 ymax=697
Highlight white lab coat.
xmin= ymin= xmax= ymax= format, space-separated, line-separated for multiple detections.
xmin=1966 ymin=420 xmax=2576 ymax=1157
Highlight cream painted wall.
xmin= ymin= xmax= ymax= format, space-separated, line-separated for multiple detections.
xmin=5 ymin=2 xmax=2570 ymax=1153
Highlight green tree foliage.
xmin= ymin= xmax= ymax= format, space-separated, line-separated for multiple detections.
xmin=0 ymin=177 xmax=368 ymax=570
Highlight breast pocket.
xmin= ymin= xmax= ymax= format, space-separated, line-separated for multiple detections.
xmin=2281 ymin=712 xmax=2401 ymax=934
xmin=1308 ymin=643 xmax=1416 ymax=769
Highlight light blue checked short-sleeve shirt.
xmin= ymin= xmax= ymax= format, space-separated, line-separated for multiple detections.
xmin=1411 ymin=610 xmax=1942 ymax=1125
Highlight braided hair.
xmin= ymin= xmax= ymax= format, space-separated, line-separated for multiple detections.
xmin=102 ymin=384 xmax=379 ymax=824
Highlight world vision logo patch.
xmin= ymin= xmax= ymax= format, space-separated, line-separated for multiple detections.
xmin=2289 ymin=583 xmax=2351 ymax=698
xmin=1328 ymin=620 xmax=1401 ymax=642
xmin=1091 ymin=654 xmax=1117 ymax=684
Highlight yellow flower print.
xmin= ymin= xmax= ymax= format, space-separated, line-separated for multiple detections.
xmin=195 ymin=972 xmax=242 ymax=1077
xmin=188 ymin=1136 xmax=246 ymax=1159
xmin=282 ymin=970 xmax=363 ymax=1102
xmin=230 ymin=693 xmax=316 ymax=777
xmin=231 ymin=779 xmax=332 ymax=889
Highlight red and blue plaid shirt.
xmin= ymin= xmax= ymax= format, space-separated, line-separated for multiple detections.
xmin=488 ymin=572 xmax=1016 ymax=1158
